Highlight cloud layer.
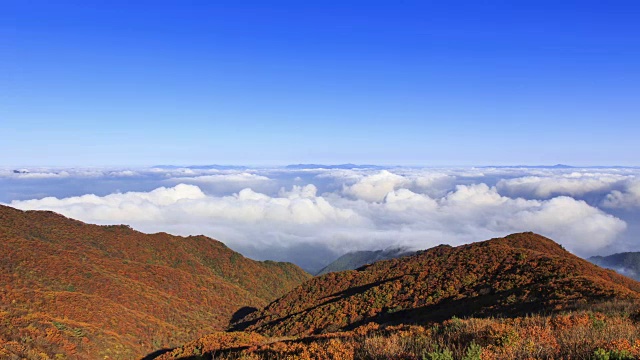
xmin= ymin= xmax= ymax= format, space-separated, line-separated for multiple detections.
xmin=602 ymin=179 xmax=640 ymax=209
xmin=497 ymin=173 xmax=629 ymax=198
xmin=7 ymin=166 xmax=637 ymax=271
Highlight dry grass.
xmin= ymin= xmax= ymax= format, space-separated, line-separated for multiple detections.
xmin=157 ymin=303 xmax=640 ymax=360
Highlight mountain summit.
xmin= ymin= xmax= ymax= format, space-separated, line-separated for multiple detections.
xmin=232 ymin=232 xmax=640 ymax=337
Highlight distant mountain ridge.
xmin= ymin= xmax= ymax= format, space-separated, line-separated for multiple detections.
xmin=285 ymin=163 xmax=387 ymax=169
xmin=0 ymin=205 xmax=310 ymax=358
xmin=478 ymin=164 xmax=575 ymax=169
xmin=316 ymin=248 xmax=416 ymax=275
xmin=152 ymin=164 xmax=247 ymax=170
xmin=476 ymin=164 xmax=639 ymax=169
xmin=590 ymin=252 xmax=640 ymax=281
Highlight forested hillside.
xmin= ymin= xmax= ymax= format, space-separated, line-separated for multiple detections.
xmin=0 ymin=205 xmax=310 ymax=359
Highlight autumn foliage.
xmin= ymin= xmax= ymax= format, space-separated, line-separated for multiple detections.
xmin=233 ymin=232 xmax=640 ymax=337
xmin=0 ymin=205 xmax=310 ymax=359
xmin=153 ymin=233 xmax=640 ymax=360
xmin=4 ymin=203 xmax=640 ymax=360
xmin=153 ymin=303 xmax=640 ymax=359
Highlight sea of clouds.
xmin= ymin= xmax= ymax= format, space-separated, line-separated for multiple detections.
xmin=2 ymin=166 xmax=640 ymax=273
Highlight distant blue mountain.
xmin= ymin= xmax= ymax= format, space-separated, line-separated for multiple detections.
xmin=153 ymin=165 xmax=248 ymax=170
xmin=316 ymin=248 xmax=416 ymax=275
xmin=285 ymin=164 xmax=387 ymax=170
xmin=478 ymin=164 xmax=575 ymax=169
xmin=479 ymin=164 xmax=639 ymax=169
xmin=589 ymin=252 xmax=640 ymax=281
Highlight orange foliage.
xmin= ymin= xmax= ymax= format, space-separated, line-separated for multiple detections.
xmin=0 ymin=205 xmax=310 ymax=358
xmin=232 ymin=233 xmax=640 ymax=337
xmin=151 ymin=308 xmax=640 ymax=359
xmin=152 ymin=233 xmax=640 ymax=360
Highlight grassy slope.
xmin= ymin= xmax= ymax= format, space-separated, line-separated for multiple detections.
xmin=233 ymin=232 xmax=640 ymax=337
xmin=0 ymin=205 xmax=310 ymax=359
xmin=154 ymin=233 xmax=640 ymax=359
xmin=155 ymin=308 xmax=640 ymax=360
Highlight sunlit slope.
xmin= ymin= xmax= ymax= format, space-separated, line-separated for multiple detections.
xmin=233 ymin=232 xmax=640 ymax=337
xmin=0 ymin=205 xmax=310 ymax=359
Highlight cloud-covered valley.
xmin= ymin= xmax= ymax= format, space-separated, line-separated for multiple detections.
xmin=3 ymin=166 xmax=640 ymax=272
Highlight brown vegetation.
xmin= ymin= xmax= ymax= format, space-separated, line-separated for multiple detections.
xmin=4 ymin=204 xmax=640 ymax=360
xmin=0 ymin=205 xmax=310 ymax=359
xmin=152 ymin=301 xmax=640 ymax=359
xmin=232 ymin=233 xmax=640 ymax=337
xmin=150 ymin=233 xmax=640 ymax=359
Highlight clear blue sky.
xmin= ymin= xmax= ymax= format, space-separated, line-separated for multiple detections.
xmin=2 ymin=1 xmax=639 ymax=166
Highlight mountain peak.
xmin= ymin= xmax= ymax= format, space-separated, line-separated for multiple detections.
xmin=482 ymin=232 xmax=569 ymax=256
xmin=232 ymin=232 xmax=640 ymax=336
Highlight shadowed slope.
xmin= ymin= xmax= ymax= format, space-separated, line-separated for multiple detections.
xmin=0 ymin=205 xmax=310 ymax=358
xmin=231 ymin=232 xmax=640 ymax=337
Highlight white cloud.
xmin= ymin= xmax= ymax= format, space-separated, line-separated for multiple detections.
xmin=170 ymin=173 xmax=271 ymax=184
xmin=108 ymin=170 xmax=138 ymax=177
xmin=383 ymin=189 xmax=438 ymax=212
xmin=5 ymin=166 xmax=640 ymax=273
xmin=496 ymin=172 xmax=628 ymax=198
xmin=9 ymin=175 xmax=626 ymax=262
xmin=341 ymin=170 xmax=455 ymax=202
xmin=342 ymin=170 xmax=410 ymax=202
xmin=442 ymin=183 xmax=507 ymax=207
xmin=10 ymin=184 xmax=367 ymax=250
xmin=8 ymin=171 xmax=71 ymax=179
xmin=373 ymin=184 xmax=625 ymax=254
xmin=505 ymin=196 xmax=626 ymax=253
xmin=12 ymin=184 xmax=207 ymax=222
xmin=413 ymin=172 xmax=455 ymax=190
xmin=602 ymin=179 xmax=640 ymax=209
xmin=167 ymin=172 xmax=273 ymax=193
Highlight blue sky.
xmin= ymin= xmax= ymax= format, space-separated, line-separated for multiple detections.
xmin=2 ymin=1 xmax=639 ymax=166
